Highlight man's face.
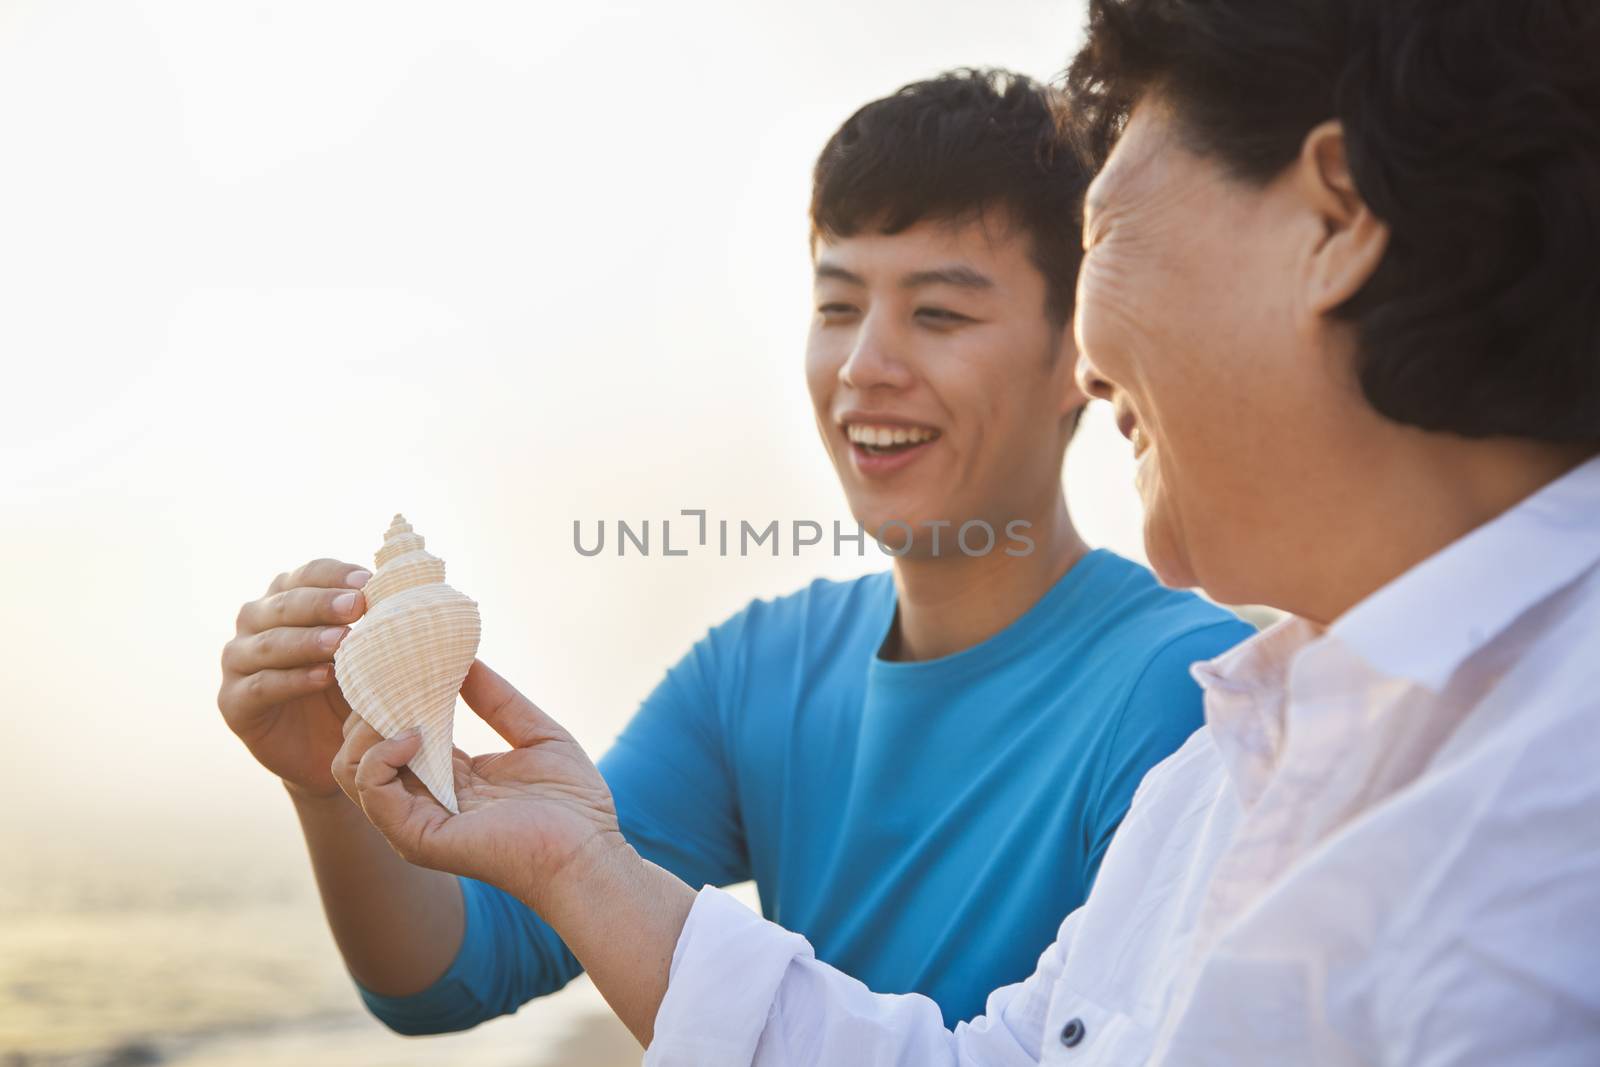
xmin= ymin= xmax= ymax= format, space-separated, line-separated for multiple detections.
xmin=1073 ymin=102 xmax=1349 ymax=602
xmin=806 ymin=216 xmax=1084 ymax=555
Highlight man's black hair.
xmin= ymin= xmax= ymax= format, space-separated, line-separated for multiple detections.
xmin=812 ymin=68 xmax=1091 ymax=331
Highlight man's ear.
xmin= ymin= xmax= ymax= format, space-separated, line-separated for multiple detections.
xmin=1296 ymin=120 xmax=1389 ymax=314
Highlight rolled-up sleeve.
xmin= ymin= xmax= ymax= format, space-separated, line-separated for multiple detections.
xmin=645 ymin=887 xmax=1074 ymax=1067
xmin=644 ymin=887 xmax=813 ymax=1065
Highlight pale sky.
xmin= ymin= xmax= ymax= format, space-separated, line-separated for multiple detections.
xmin=0 ymin=0 xmax=1143 ymax=843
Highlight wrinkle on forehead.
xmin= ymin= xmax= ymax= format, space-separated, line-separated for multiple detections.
xmin=1085 ymin=103 xmax=1162 ymax=225
xmin=1086 ymin=103 xmax=1237 ymax=255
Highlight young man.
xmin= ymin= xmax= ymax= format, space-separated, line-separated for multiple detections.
xmin=334 ymin=2 xmax=1600 ymax=1064
xmin=217 ymin=70 xmax=1249 ymax=1033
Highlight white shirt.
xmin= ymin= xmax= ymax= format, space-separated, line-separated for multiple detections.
xmin=644 ymin=456 xmax=1600 ymax=1067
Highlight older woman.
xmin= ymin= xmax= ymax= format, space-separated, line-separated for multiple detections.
xmin=339 ymin=1 xmax=1600 ymax=1063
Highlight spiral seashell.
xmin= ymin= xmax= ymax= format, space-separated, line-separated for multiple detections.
xmin=334 ymin=514 xmax=480 ymax=813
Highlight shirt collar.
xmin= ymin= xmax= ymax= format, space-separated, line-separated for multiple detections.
xmin=1330 ymin=454 xmax=1600 ymax=692
xmin=1191 ymin=455 xmax=1600 ymax=798
xmin=1191 ymin=616 xmax=1321 ymax=803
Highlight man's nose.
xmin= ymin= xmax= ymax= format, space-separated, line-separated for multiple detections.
xmin=1074 ymin=346 xmax=1114 ymax=403
xmin=840 ymin=314 xmax=914 ymax=391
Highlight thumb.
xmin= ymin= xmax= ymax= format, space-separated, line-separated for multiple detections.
xmin=353 ymin=729 xmax=447 ymax=861
xmin=460 ymin=660 xmax=572 ymax=749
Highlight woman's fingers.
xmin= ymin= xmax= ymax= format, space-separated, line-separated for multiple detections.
xmin=459 ymin=660 xmax=572 ymax=749
xmin=331 ymin=713 xmax=384 ymax=804
xmin=353 ymin=731 xmax=450 ymax=864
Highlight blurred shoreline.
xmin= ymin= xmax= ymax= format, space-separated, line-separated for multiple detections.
xmin=3 ymin=1007 xmax=641 ymax=1067
xmin=0 ymin=817 xmax=640 ymax=1067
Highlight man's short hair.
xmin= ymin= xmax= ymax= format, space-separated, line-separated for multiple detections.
xmin=810 ymin=68 xmax=1091 ymax=331
xmin=1063 ymin=0 xmax=1600 ymax=444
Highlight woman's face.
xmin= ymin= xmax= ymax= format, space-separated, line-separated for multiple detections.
xmin=1073 ymin=102 xmax=1353 ymax=604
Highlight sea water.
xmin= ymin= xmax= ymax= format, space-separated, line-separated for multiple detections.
xmin=0 ymin=813 xmax=639 ymax=1067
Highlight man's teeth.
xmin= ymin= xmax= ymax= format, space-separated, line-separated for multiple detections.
xmin=846 ymin=424 xmax=939 ymax=447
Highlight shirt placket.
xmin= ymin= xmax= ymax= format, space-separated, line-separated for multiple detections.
xmin=1167 ymin=648 xmax=1371 ymax=1026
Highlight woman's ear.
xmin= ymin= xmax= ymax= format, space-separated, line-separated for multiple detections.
xmin=1296 ymin=120 xmax=1389 ymax=314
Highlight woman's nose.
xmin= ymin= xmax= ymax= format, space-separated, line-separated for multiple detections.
xmin=1074 ymin=347 xmax=1114 ymax=402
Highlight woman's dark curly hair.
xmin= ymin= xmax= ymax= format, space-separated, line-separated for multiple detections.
xmin=811 ymin=68 xmax=1091 ymax=329
xmin=1063 ymin=0 xmax=1600 ymax=442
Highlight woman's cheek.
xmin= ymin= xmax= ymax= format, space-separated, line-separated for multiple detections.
xmin=1137 ymin=450 xmax=1198 ymax=590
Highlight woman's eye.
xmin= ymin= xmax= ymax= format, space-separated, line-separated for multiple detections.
xmin=818 ymin=303 xmax=857 ymax=316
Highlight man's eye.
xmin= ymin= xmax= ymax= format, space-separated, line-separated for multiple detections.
xmin=818 ymin=303 xmax=858 ymax=316
xmin=916 ymin=308 xmax=969 ymax=323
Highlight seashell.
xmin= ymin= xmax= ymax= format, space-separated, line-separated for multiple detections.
xmin=334 ymin=514 xmax=480 ymax=814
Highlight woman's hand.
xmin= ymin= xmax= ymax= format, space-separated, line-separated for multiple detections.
xmin=330 ymin=660 xmax=623 ymax=910
xmin=335 ymin=659 xmax=697 ymax=1048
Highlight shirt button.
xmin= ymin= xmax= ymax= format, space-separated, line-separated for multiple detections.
xmin=1060 ymin=1017 xmax=1086 ymax=1048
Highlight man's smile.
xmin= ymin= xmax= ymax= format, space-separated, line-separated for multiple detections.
xmin=834 ymin=412 xmax=945 ymax=477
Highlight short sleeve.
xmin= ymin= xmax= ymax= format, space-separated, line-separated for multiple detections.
xmin=1085 ymin=620 xmax=1254 ymax=883
xmin=600 ymin=622 xmax=752 ymax=888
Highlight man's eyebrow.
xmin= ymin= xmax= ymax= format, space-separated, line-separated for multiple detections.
xmin=900 ymin=265 xmax=994 ymax=291
xmin=814 ymin=262 xmax=996 ymax=290
xmin=814 ymin=262 xmax=866 ymax=285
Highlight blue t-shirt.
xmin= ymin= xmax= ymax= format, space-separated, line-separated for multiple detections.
xmin=357 ymin=550 xmax=1253 ymax=1031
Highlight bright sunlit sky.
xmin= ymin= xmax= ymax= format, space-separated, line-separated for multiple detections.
xmin=0 ymin=0 xmax=1145 ymax=845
